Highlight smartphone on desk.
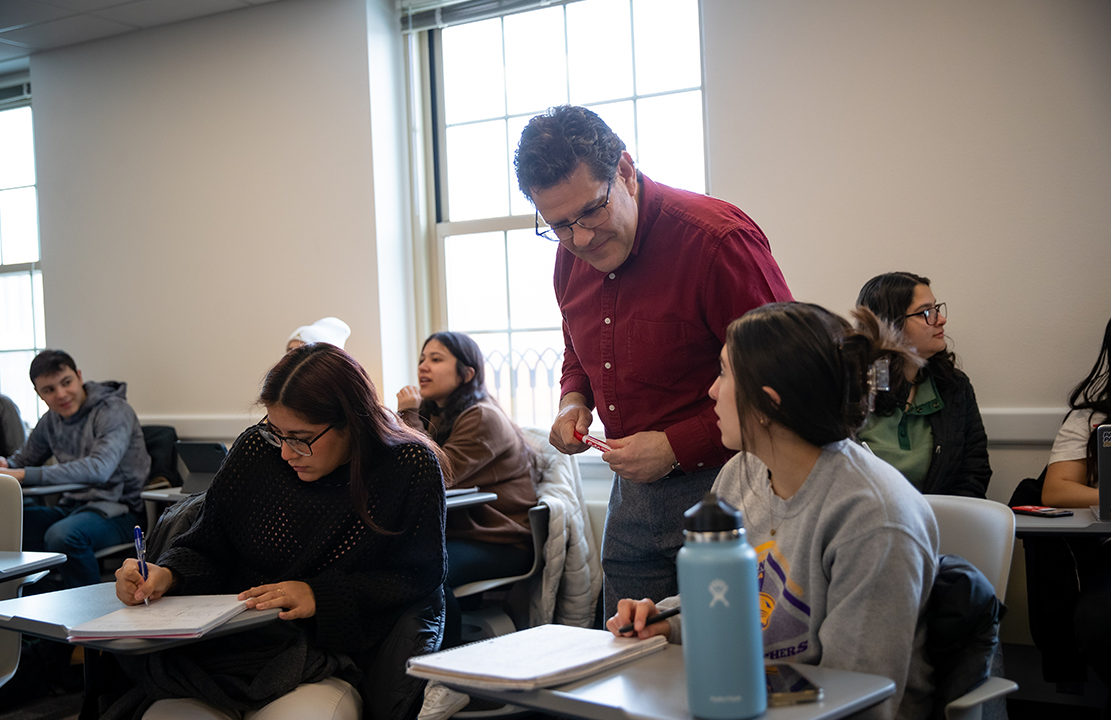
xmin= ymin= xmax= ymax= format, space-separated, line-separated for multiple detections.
xmin=766 ymin=664 xmax=823 ymax=706
xmin=1012 ymin=505 xmax=1074 ymax=518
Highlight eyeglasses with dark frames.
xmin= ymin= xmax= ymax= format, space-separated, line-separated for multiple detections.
xmin=535 ymin=180 xmax=613 ymax=243
xmin=257 ymin=416 xmax=335 ymax=457
xmin=905 ymin=302 xmax=946 ymax=326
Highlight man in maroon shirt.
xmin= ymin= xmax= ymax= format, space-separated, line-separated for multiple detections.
xmin=515 ymin=105 xmax=793 ymax=617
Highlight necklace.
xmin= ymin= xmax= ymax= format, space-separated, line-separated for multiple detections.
xmin=768 ymin=469 xmax=795 ymax=536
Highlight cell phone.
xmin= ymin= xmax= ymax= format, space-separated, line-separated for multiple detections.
xmin=1012 ymin=505 xmax=1074 ymax=518
xmin=766 ymin=663 xmax=823 ymax=706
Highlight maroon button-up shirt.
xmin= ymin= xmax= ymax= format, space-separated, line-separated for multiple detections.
xmin=555 ymin=173 xmax=793 ymax=470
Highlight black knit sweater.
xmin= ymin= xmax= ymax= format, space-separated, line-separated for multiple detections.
xmin=107 ymin=427 xmax=447 ymax=719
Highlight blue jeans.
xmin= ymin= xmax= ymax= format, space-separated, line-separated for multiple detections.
xmin=601 ymin=467 xmax=719 ymax=620
xmin=23 ymin=505 xmax=139 ymax=590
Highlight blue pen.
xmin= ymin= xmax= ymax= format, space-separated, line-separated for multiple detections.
xmin=133 ymin=525 xmax=149 ymax=606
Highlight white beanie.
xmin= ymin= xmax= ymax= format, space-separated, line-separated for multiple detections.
xmin=287 ymin=317 xmax=351 ymax=349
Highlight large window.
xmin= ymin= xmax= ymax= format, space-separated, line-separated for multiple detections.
xmin=0 ymin=100 xmax=45 ymax=426
xmin=421 ymin=0 xmax=704 ymax=428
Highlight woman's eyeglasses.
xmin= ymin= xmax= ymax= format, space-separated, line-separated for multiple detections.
xmin=905 ymin=302 xmax=946 ymax=326
xmin=256 ymin=417 xmax=334 ymax=457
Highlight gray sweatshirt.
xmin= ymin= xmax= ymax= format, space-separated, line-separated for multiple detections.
xmin=659 ymin=440 xmax=938 ymax=720
xmin=6 ymin=380 xmax=150 ymax=514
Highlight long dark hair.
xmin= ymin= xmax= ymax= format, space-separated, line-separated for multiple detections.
xmin=726 ymin=302 xmax=918 ymax=449
xmin=1068 ymin=315 xmax=1111 ymax=486
xmin=856 ymin=271 xmax=961 ymax=416
xmin=417 ymin=332 xmax=488 ymax=445
xmin=260 ymin=343 xmax=443 ymax=532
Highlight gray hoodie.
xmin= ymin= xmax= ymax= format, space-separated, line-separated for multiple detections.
xmin=6 ymin=380 xmax=150 ymax=515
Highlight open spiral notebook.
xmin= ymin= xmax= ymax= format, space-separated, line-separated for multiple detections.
xmin=67 ymin=594 xmax=247 ymax=641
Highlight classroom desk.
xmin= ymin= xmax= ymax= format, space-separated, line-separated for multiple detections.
xmin=0 ymin=582 xmax=280 ymax=720
xmin=1013 ymin=508 xmax=1111 ymax=538
xmin=142 ymin=487 xmax=497 ymax=528
xmin=0 ymin=551 xmax=65 ymax=582
xmin=451 ymin=645 xmax=896 ymax=720
xmin=22 ymin=483 xmax=91 ymax=506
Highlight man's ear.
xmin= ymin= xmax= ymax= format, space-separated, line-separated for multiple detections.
xmin=761 ymin=386 xmax=781 ymax=407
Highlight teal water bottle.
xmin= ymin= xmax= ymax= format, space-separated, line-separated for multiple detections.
xmin=677 ymin=493 xmax=766 ymax=720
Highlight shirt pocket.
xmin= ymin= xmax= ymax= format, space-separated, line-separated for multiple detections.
xmin=625 ymin=318 xmax=707 ymax=388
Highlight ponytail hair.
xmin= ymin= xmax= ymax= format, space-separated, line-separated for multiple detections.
xmin=726 ymin=302 xmax=921 ymax=449
xmin=1068 ymin=315 xmax=1111 ymax=486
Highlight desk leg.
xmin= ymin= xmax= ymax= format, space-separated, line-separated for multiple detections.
xmin=80 ymin=648 xmax=100 ymax=720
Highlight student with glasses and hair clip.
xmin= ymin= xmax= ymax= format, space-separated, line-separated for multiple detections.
xmin=110 ymin=343 xmax=447 ymax=720
xmin=609 ymin=302 xmax=938 ymax=720
xmin=855 ymin=272 xmax=991 ymax=498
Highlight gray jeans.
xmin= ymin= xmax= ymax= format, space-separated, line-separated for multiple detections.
xmin=601 ymin=467 xmax=719 ymax=619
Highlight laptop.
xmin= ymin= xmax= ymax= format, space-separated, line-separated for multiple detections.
xmin=1091 ymin=424 xmax=1111 ymax=522
xmin=176 ymin=441 xmax=228 ymax=494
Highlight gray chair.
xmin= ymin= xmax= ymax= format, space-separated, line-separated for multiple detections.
xmin=924 ymin=495 xmax=1019 ymax=720
xmin=0 ymin=473 xmax=49 ymax=688
xmin=453 ymin=504 xmax=549 ymax=643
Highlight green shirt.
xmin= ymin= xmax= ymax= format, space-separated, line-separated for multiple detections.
xmin=858 ymin=376 xmax=945 ymax=490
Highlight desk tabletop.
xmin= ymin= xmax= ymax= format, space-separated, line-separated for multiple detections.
xmin=142 ymin=487 xmax=495 ymax=510
xmin=456 ymin=645 xmax=895 ymax=720
xmin=1014 ymin=509 xmax=1111 ymax=537
xmin=0 ymin=551 xmax=66 ymax=581
xmin=23 ymin=483 xmax=89 ymax=496
xmin=0 ymin=581 xmax=280 ymax=654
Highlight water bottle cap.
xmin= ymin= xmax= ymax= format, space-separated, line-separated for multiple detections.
xmin=683 ymin=492 xmax=744 ymax=532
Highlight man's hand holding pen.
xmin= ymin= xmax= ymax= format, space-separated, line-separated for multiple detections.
xmin=241 ymin=581 xmax=316 ymax=621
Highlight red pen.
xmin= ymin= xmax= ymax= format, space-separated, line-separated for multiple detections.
xmin=574 ymin=430 xmax=612 ymax=453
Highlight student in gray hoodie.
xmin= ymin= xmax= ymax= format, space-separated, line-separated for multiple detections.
xmin=1 ymin=349 xmax=150 ymax=589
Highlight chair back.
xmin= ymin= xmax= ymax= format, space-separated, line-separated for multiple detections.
xmin=924 ymin=495 xmax=1014 ymax=601
xmin=0 ymin=473 xmax=23 ymax=687
xmin=0 ymin=474 xmax=21 ymax=552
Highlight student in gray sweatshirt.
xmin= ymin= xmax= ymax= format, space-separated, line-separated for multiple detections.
xmin=1 ymin=349 xmax=150 ymax=589
xmin=609 ymin=303 xmax=939 ymax=720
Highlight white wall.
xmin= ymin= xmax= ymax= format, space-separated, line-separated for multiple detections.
xmin=29 ymin=0 xmax=413 ymax=440
xmin=703 ymin=0 xmax=1111 ymax=447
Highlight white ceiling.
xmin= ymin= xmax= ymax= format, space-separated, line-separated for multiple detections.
xmin=0 ymin=0 xmax=284 ymax=77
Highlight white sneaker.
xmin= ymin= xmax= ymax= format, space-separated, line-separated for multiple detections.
xmin=417 ymin=682 xmax=471 ymax=720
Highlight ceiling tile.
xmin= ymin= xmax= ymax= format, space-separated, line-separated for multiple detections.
xmin=93 ymin=0 xmax=248 ymax=29
xmin=0 ymin=13 xmax=134 ymax=51
xmin=0 ymin=1 xmax=73 ymax=33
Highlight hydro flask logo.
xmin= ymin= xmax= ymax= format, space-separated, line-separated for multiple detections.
xmin=708 ymin=579 xmax=729 ymax=607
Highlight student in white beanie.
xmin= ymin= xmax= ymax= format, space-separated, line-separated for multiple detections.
xmin=286 ymin=317 xmax=351 ymax=352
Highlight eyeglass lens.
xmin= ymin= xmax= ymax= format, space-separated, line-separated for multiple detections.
xmin=258 ymin=426 xmax=313 ymax=456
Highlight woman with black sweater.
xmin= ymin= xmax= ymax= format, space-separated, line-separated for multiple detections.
xmin=112 ymin=343 xmax=447 ymax=720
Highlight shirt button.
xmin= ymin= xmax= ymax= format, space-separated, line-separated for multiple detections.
xmin=604 ymin=317 xmax=611 ymax=325
xmin=697 ymin=462 xmax=704 ymax=467
xmin=604 ymin=363 xmax=611 ymax=369
xmin=608 ymin=273 xmax=616 ymax=279
xmin=608 ymin=404 xmax=615 ymax=411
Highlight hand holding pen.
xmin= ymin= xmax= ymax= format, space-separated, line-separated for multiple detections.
xmin=133 ymin=525 xmax=150 ymax=606
xmin=607 ymin=598 xmax=678 ymax=640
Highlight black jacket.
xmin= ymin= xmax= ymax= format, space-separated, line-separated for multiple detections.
xmin=922 ymin=371 xmax=991 ymax=498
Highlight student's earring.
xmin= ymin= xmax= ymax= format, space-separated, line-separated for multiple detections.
xmin=759 ymin=416 xmax=769 ymax=427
